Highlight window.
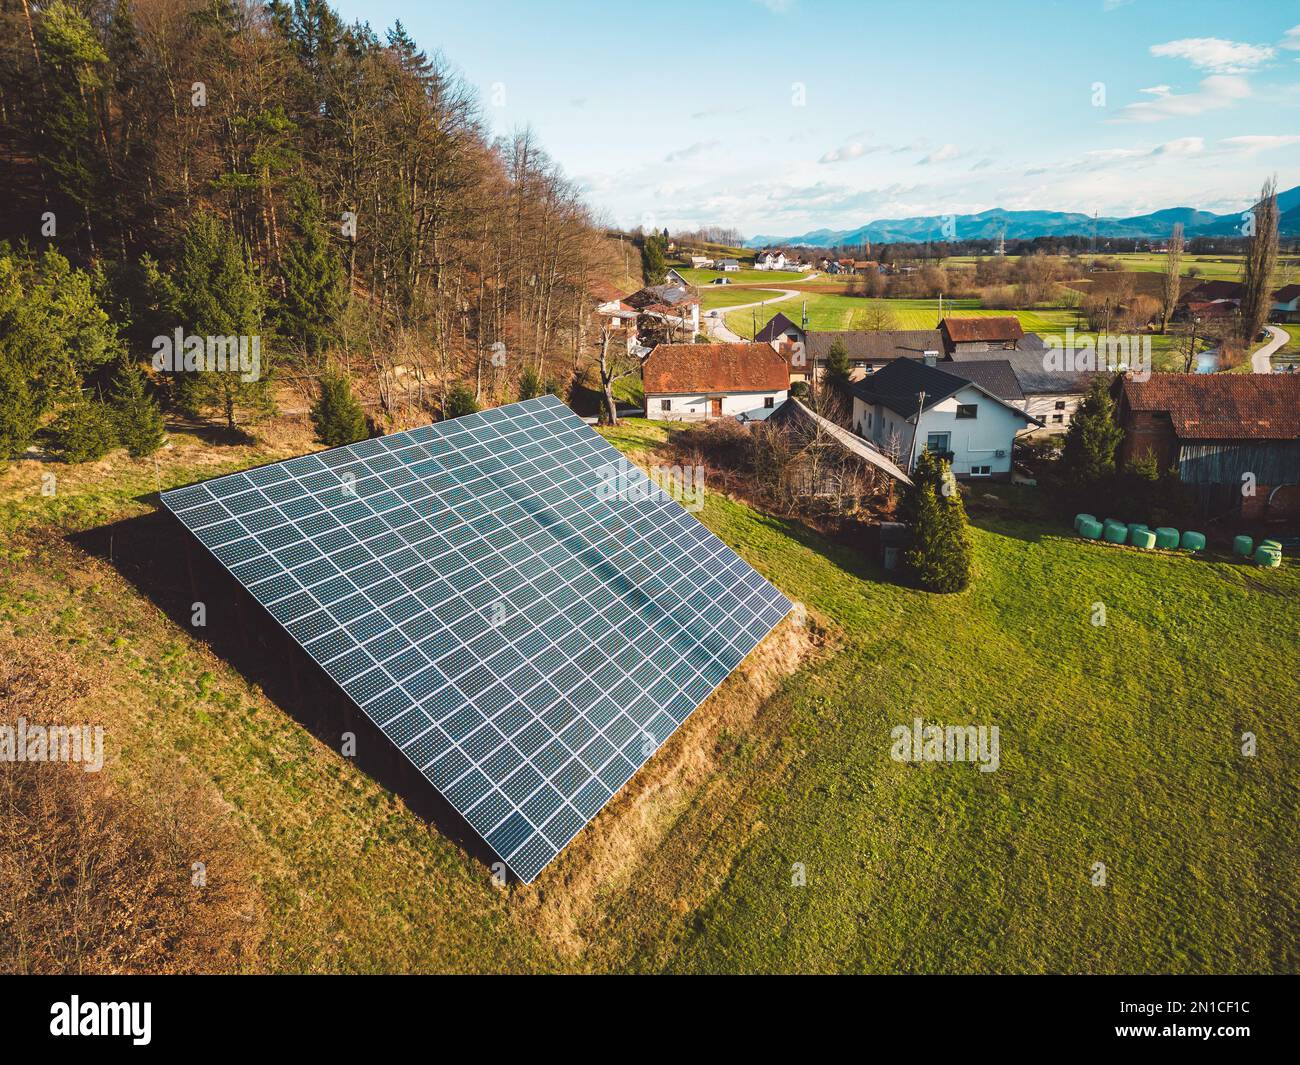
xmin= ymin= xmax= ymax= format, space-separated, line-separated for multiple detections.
xmin=867 ymin=412 xmax=873 ymax=429
xmin=1054 ymin=400 xmax=1067 ymax=410
xmin=956 ymin=404 xmax=978 ymax=419
xmin=926 ymin=432 xmax=951 ymax=453
xmin=970 ymin=465 xmax=991 ymax=477
xmin=764 ymin=396 xmax=775 ymax=408
xmin=660 ymin=399 xmax=671 ymax=412
xmin=1052 ymin=414 xmax=1064 ymax=424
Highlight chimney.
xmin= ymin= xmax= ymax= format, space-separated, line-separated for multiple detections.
xmin=923 ymin=350 xmax=938 ymax=367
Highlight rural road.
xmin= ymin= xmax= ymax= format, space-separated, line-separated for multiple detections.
xmin=1252 ymin=324 xmax=1289 ymax=373
xmin=702 ymin=276 xmax=818 ymax=342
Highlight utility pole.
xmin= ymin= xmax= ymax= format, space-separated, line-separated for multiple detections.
xmin=908 ymin=390 xmax=927 ymax=474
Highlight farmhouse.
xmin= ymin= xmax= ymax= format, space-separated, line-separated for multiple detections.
xmin=716 ymin=258 xmax=741 ymax=272
xmin=1272 ymin=284 xmax=1300 ymax=323
xmin=688 ymin=254 xmax=713 ymax=269
xmin=947 ymin=349 xmax=1102 ymax=432
xmin=622 ymin=283 xmax=701 ymax=338
xmin=756 ymin=251 xmax=787 ymax=271
xmin=851 ymin=357 xmax=1041 ymax=479
xmin=940 ymin=316 xmax=1024 ymax=354
xmin=754 ymin=311 xmax=804 ymax=348
xmin=665 ymin=267 xmax=689 ymax=287
xmin=643 ymin=342 xmax=789 ymax=422
xmin=1113 ymin=374 xmax=1300 ymax=518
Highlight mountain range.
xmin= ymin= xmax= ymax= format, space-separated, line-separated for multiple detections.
xmin=747 ymin=185 xmax=1300 ymax=248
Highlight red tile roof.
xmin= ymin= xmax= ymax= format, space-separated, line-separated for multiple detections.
xmin=1119 ymin=374 xmax=1300 ymax=441
xmin=643 ymin=343 xmax=789 ymax=395
xmin=940 ymin=316 xmax=1025 ymax=344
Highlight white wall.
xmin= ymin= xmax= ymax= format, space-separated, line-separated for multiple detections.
xmin=647 ymin=389 xmax=788 ymax=421
xmin=1023 ymin=392 xmax=1081 ymax=433
xmin=853 ymin=383 xmax=1030 ymax=476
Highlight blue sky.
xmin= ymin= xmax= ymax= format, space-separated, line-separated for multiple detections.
xmin=332 ymin=0 xmax=1300 ymax=239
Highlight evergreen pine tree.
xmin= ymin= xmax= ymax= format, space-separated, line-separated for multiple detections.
xmin=822 ymin=337 xmax=852 ymax=400
xmin=110 ymin=361 xmax=165 ymax=457
xmin=48 ymin=398 xmax=118 ymax=463
xmin=901 ymin=450 xmax=972 ymax=593
xmin=1058 ymin=376 xmax=1123 ymax=509
xmin=517 ymin=365 xmax=542 ymax=401
xmin=309 ymin=368 xmax=368 ymax=447
xmin=278 ymin=186 xmax=344 ymax=360
xmin=171 ymin=211 xmax=275 ymax=431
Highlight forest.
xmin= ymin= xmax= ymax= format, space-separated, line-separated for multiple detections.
xmin=0 ymin=0 xmax=626 ymax=459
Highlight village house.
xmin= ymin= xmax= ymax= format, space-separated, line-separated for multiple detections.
xmin=622 ymin=283 xmax=701 ymax=340
xmin=1272 ymin=284 xmax=1300 ymax=323
xmin=851 ymin=357 xmax=1041 ymax=479
xmin=665 ymin=267 xmax=690 ymax=287
xmin=643 ymin=342 xmax=789 ymax=422
xmin=716 ymin=258 xmax=741 ymax=272
xmin=939 ymin=316 xmax=1026 ymax=355
xmin=946 ymin=349 xmax=1102 ymax=432
xmin=756 ymin=251 xmax=787 ymax=271
xmin=688 ymin=254 xmax=713 ymax=269
xmin=1112 ymin=374 xmax=1300 ymax=518
xmin=754 ymin=311 xmax=805 ymax=349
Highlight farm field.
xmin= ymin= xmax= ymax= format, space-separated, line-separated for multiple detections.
xmin=1 ymin=416 xmax=1295 ymax=973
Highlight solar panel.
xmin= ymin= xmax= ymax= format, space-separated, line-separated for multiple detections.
xmin=160 ymin=395 xmax=791 ymax=882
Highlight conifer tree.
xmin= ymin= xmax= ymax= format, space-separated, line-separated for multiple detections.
xmin=309 ymin=368 xmax=368 ymax=447
xmin=278 ymin=186 xmax=344 ymax=360
xmin=110 ymin=361 xmax=165 ymax=457
xmin=901 ymin=449 xmax=972 ymax=593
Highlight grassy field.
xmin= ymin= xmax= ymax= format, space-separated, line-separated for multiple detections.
xmin=679 ymin=267 xmax=807 ymax=287
xmin=1 ymin=416 xmax=1295 ymax=973
xmin=699 ymin=287 xmax=785 ymax=313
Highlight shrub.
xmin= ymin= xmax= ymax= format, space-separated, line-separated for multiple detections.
xmin=110 ymin=363 xmax=165 ymax=457
xmin=48 ymin=399 xmax=117 ymax=463
xmin=444 ymin=382 xmax=480 ymax=419
xmin=517 ymin=365 xmax=543 ymax=401
xmin=309 ymin=369 xmax=368 ymax=447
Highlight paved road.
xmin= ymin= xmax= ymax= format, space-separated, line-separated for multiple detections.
xmin=1252 ymin=324 xmax=1290 ymax=373
xmin=702 ymin=275 xmax=819 ymax=341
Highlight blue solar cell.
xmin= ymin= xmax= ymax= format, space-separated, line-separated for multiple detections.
xmin=160 ymin=396 xmax=789 ymax=883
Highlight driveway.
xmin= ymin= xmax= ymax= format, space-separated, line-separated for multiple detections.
xmin=1252 ymin=324 xmax=1289 ymax=373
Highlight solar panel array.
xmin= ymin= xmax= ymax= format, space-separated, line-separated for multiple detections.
xmin=160 ymin=395 xmax=791 ymax=882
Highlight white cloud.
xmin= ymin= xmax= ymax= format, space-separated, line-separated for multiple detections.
xmin=1139 ymin=84 xmax=1171 ymax=95
xmin=1281 ymin=25 xmax=1300 ymax=50
xmin=1149 ymin=37 xmax=1275 ymax=74
xmin=1115 ymin=74 xmax=1250 ymax=122
xmin=664 ymin=140 xmax=719 ymax=163
xmin=1152 ymin=136 xmax=1205 ymax=156
xmin=818 ymin=141 xmax=884 ymax=164
xmin=1218 ymin=134 xmax=1300 ymax=154
xmin=919 ymin=143 xmax=960 ymax=164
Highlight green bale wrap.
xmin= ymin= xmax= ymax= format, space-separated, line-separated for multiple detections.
xmin=1260 ymin=539 xmax=1282 ymax=552
xmin=1127 ymin=525 xmax=1150 ymax=545
xmin=1074 ymin=513 xmax=1096 ymax=533
xmin=1232 ymin=535 xmax=1254 ymax=557
xmin=1130 ymin=528 xmax=1157 ymax=549
xmin=1180 ymin=530 xmax=1206 ymax=552
xmin=1078 ymin=518 xmax=1103 ymax=539
xmin=1253 ymin=546 xmax=1281 ymax=567
xmin=1103 ymin=522 xmax=1128 ymax=545
xmin=1154 ymin=527 xmax=1180 ymax=550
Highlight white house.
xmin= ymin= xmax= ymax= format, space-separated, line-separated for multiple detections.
xmin=756 ymin=251 xmax=787 ymax=271
xmin=689 ymin=255 xmax=713 ymax=269
xmin=643 ymin=342 xmax=789 ymax=422
xmin=946 ymin=349 xmax=1102 ymax=433
xmin=716 ymin=258 xmax=741 ymax=272
xmin=851 ymin=357 xmax=1041 ymax=480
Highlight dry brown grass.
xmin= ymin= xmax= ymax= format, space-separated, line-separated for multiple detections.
xmin=0 ymin=634 xmax=265 ymax=974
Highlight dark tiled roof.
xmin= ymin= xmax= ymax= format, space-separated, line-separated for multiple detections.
xmin=852 ymin=358 xmax=1039 ymax=423
xmin=940 ymin=316 xmax=1025 ymax=344
xmin=643 ymin=343 xmax=789 ymax=395
xmin=947 ymin=350 xmax=1103 ymax=395
xmin=1273 ymin=284 xmax=1300 ymax=302
xmin=942 ymin=359 xmax=1024 ymax=402
xmin=806 ymin=329 xmax=943 ymax=361
xmin=1119 ymin=374 xmax=1300 ymax=441
xmin=623 ymin=284 xmax=698 ymax=310
xmin=754 ymin=311 xmax=802 ymax=343
xmin=1184 ymin=279 xmax=1243 ymax=302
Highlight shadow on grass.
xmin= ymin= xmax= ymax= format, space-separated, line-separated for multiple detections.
xmin=70 ymin=508 xmax=505 ymax=880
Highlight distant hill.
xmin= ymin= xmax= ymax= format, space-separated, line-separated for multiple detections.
xmin=747 ymin=184 xmax=1300 ymax=247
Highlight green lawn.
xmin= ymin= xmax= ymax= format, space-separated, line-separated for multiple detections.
xmin=2 ymin=418 xmax=1295 ymax=973
xmin=699 ymin=287 xmax=785 ymax=313
xmin=680 ymin=267 xmax=808 ymax=286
